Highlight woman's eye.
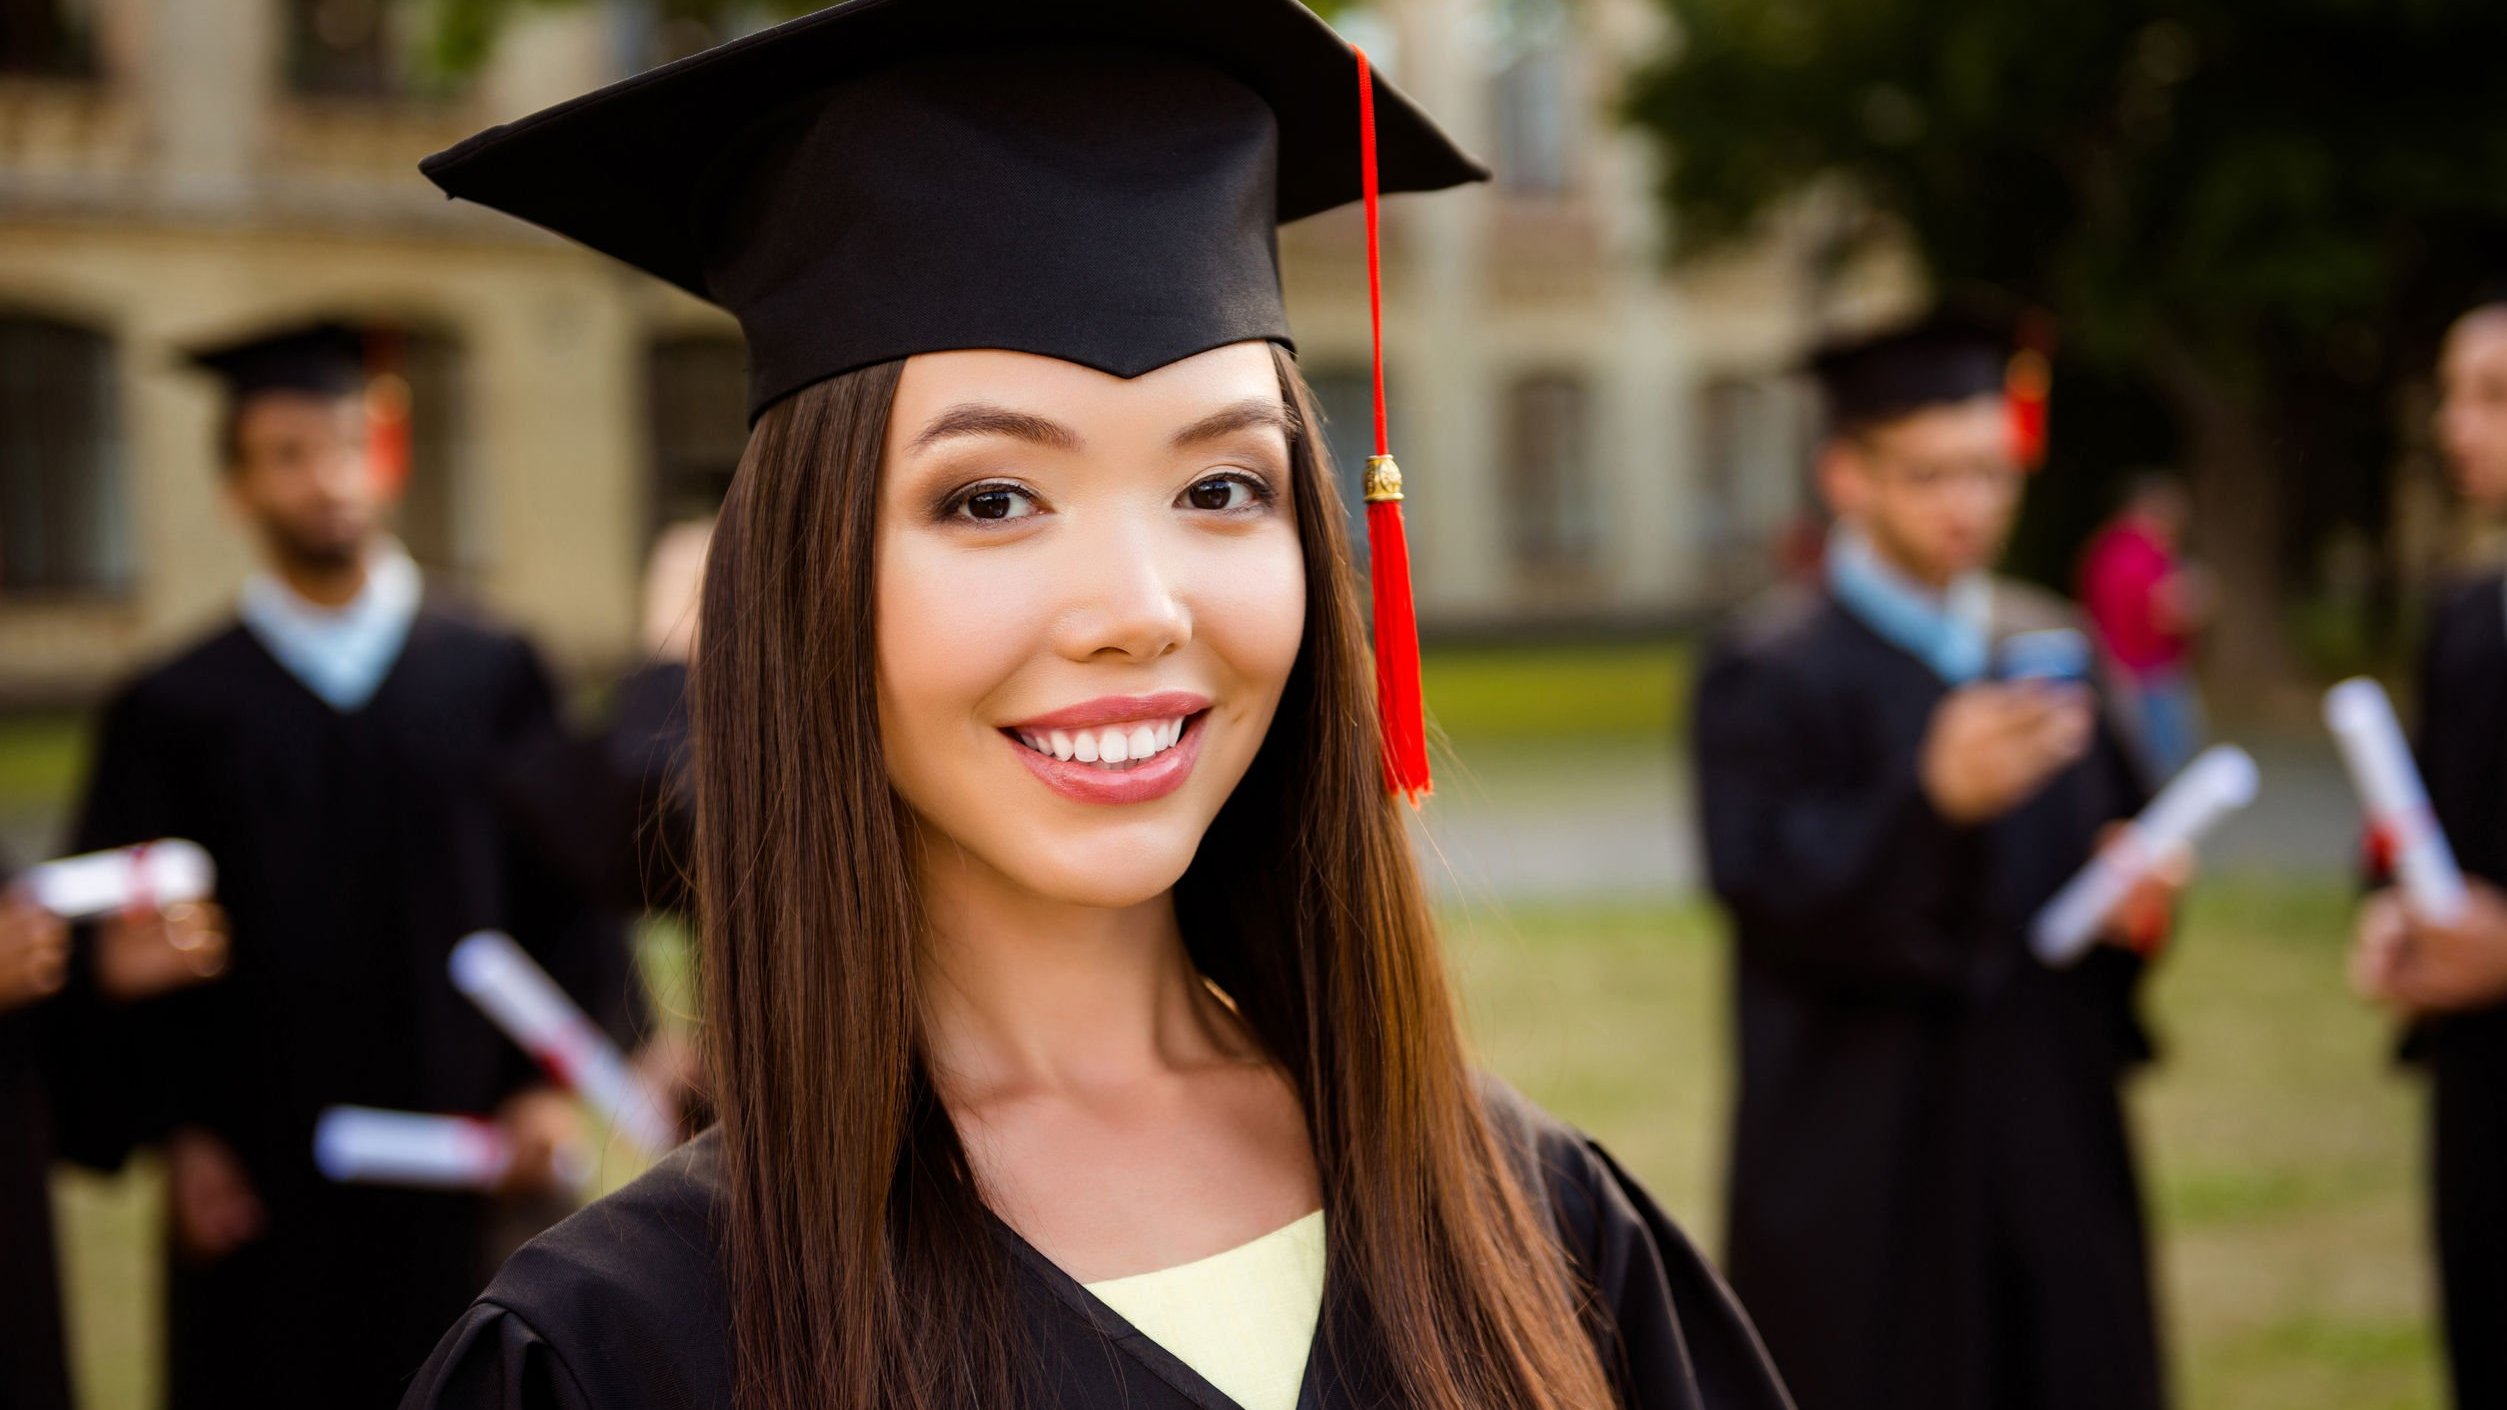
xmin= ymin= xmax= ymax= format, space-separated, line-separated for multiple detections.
xmin=1182 ymin=475 xmax=1263 ymax=512
xmin=954 ymin=485 xmax=1040 ymax=522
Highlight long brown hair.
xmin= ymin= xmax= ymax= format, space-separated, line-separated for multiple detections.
xmin=692 ymin=348 xmax=1620 ymax=1410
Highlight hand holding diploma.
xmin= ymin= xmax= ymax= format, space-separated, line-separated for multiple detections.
xmin=18 ymin=840 xmax=229 ymax=1001
xmin=2030 ymin=744 xmax=2257 ymax=966
xmin=94 ymin=899 xmax=230 ymax=1002
xmin=2326 ymin=677 xmax=2467 ymax=923
xmin=450 ymin=930 xmax=677 ymax=1155
xmin=315 ymin=1103 xmax=592 ymax=1194
xmin=2351 ymin=880 xmax=2507 ymax=1017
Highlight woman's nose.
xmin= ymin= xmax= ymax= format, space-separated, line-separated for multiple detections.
xmin=1049 ymin=518 xmax=1191 ymax=663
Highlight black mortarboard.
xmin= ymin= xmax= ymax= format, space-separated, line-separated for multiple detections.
xmin=419 ymin=0 xmax=1487 ymax=422
xmin=184 ymin=322 xmax=367 ymax=402
xmin=1809 ymin=310 xmax=2016 ymax=436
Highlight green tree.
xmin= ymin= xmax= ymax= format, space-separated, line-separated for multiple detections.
xmin=1625 ymin=0 xmax=2507 ymax=686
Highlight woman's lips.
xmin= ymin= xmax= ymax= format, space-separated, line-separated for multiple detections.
xmin=1002 ymin=710 xmax=1208 ymax=805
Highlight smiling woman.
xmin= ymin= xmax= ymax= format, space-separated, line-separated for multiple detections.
xmin=395 ymin=4 xmax=1794 ymax=1410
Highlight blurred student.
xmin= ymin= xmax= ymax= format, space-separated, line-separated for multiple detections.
xmin=1694 ymin=312 xmax=2185 ymax=1410
xmin=495 ymin=518 xmax=709 ymax=1129
xmin=497 ymin=518 xmax=707 ymax=920
xmin=0 ymin=875 xmax=226 ymax=1410
xmin=2079 ymin=473 xmax=2210 ymax=776
xmin=2350 ymin=286 xmax=2507 ymax=1410
xmin=60 ymin=322 xmax=639 ymax=1409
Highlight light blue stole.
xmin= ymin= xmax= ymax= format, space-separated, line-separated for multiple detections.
xmin=1826 ymin=524 xmax=1993 ymax=685
xmin=239 ymin=540 xmax=423 ymax=713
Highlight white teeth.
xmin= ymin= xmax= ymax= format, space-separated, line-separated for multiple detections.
xmin=1014 ymin=714 xmax=1193 ymax=769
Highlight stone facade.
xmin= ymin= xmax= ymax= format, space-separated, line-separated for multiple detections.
xmin=0 ymin=0 xmax=1883 ymax=698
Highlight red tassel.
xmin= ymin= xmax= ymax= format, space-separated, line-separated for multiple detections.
xmin=1368 ymin=479 xmax=1430 ymax=803
xmin=1356 ymin=46 xmax=1430 ymax=804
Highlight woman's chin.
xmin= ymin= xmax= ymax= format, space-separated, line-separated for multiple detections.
xmin=984 ymin=843 xmax=1199 ymax=912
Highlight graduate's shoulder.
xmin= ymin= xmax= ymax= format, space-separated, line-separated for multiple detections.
xmin=101 ymin=620 xmax=265 ymax=721
xmin=1705 ymin=582 xmax=1838 ymax=664
xmin=449 ymin=1130 xmax=732 ymax=1405
xmin=410 ymin=588 xmax=550 ymax=667
xmin=1473 ymin=1075 xmax=1795 ymax=1408
xmin=2424 ymin=567 xmax=2506 ymax=650
xmin=1694 ymin=584 xmax=1853 ymax=714
xmin=1473 ymin=1074 xmax=1683 ymax=1264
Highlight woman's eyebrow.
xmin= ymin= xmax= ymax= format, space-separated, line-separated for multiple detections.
xmin=908 ymin=404 xmax=1083 ymax=454
xmin=1170 ymin=399 xmax=1295 ymax=448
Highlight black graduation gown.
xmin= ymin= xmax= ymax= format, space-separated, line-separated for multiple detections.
xmin=59 ymin=603 xmax=642 ymax=1410
xmin=0 ymin=851 xmax=73 ymax=1410
xmin=494 ymin=662 xmax=693 ymax=916
xmin=1693 ymin=585 xmax=2162 ymax=1410
xmin=2407 ymin=570 xmax=2507 ymax=1409
xmin=397 ymin=1082 xmax=1795 ymax=1410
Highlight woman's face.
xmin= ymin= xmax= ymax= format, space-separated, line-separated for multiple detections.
xmin=876 ymin=341 xmax=1308 ymax=909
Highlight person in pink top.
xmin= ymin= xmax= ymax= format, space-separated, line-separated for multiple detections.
xmin=2079 ymin=474 xmax=2210 ymax=776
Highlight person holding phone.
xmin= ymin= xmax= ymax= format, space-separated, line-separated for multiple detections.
xmin=1694 ymin=311 xmax=2185 ymax=1410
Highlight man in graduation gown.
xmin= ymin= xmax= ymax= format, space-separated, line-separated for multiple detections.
xmin=1695 ymin=314 xmax=2180 ymax=1410
xmin=2350 ymin=288 xmax=2507 ymax=1409
xmin=62 ymin=323 xmax=642 ymax=1409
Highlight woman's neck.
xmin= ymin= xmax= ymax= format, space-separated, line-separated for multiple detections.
xmin=916 ymin=842 xmax=1251 ymax=1105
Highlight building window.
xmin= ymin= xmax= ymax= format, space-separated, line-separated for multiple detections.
xmin=286 ymin=0 xmax=428 ymax=98
xmin=0 ymin=312 xmax=127 ymax=595
xmin=645 ymin=336 xmax=749 ymax=536
xmin=0 ymin=0 xmax=97 ymax=77
xmin=1504 ymin=372 xmax=1598 ymax=577
xmin=1302 ymin=364 xmax=1411 ymax=571
xmin=611 ymin=1 xmax=781 ymax=75
xmin=1695 ymin=373 xmax=1817 ymax=595
xmin=1488 ymin=0 xmax=1576 ymax=196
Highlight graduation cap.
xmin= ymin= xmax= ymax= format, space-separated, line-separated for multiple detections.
xmin=1810 ymin=305 xmax=2055 ymax=469
xmin=185 ymin=322 xmax=368 ymax=403
xmin=420 ymin=0 xmax=1481 ymax=802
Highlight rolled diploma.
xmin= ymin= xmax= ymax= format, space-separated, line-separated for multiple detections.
xmin=19 ymin=839 xmax=215 ymax=921
xmin=313 ymin=1105 xmax=592 ymax=1191
xmin=2325 ymin=677 xmax=2468 ymax=924
xmin=315 ymin=1106 xmax=515 ymax=1189
xmin=2030 ymin=744 xmax=2260 ymax=966
xmin=449 ymin=930 xmax=674 ymax=1155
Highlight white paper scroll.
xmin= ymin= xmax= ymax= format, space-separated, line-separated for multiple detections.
xmin=19 ymin=839 xmax=216 ymax=921
xmin=448 ymin=930 xmax=674 ymax=1155
xmin=2030 ymin=744 xmax=2259 ymax=966
xmin=313 ymin=1105 xmax=590 ymax=1191
xmin=2325 ymin=677 xmax=2468 ymax=923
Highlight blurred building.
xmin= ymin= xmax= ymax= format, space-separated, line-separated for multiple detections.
xmin=0 ymin=0 xmax=1857 ymax=700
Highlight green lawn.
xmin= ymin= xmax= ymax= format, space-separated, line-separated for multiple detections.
xmin=1421 ymin=640 xmax=1693 ymax=745
xmin=1444 ymin=879 xmax=2440 ymax=1410
xmin=19 ymin=642 xmax=2447 ymax=1408
xmin=57 ymin=878 xmax=2439 ymax=1410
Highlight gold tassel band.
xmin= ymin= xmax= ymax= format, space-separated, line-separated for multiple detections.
xmin=1363 ymin=454 xmax=1404 ymax=503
